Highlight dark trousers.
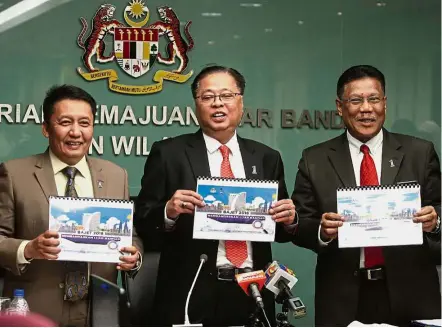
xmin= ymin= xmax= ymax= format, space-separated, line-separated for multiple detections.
xmin=355 ymin=274 xmax=411 ymax=327
xmin=355 ymin=276 xmax=391 ymax=325
xmin=152 ymin=275 xmax=274 ymax=327
xmin=201 ymin=279 xmax=259 ymax=327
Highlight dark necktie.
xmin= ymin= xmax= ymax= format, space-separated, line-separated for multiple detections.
xmin=219 ymin=145 xmax=248 ymax=268
xmin=63 ymin=166 xmax=78 ymax=197
xmin=62 ymin=166 xmax=89 ymax=301
xmin=360 ymin=144 xmax=385 ymax=268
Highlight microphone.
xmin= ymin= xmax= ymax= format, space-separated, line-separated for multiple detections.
xmin=264 ymin=261 xmax=306 ymax=318
xmin=264 ymin=261 xmax=298 ymax=298
xmin=235 ymin=269 xmax=266 ymax=308
xmin=174 ymin=254 xmax=208 ymax=327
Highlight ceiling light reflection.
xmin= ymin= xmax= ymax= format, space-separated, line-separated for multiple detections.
xmin=240 ymin=3 xmax=262 ymax=8
xmin=201 ymin=12 xmax=222 ymax=17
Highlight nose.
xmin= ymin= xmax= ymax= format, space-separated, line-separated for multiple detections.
xmin=360 ymin=98 xmax=373 ymax=112
xmin=69 ymin=123 xmax=81 ymax=137
xmin=211 ymin=95 xmax=224 ymax=108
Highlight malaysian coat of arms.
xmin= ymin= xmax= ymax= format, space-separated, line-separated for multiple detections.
xmin=76 ymin=0 xmax=194 ymax=95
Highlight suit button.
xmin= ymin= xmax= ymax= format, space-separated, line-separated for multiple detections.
xmin=353 ymin=270 xmax=358 ymax=277
xmin=59 ymin=283 xmax=65 ymax=289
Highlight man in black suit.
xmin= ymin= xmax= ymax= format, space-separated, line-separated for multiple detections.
xmin=134 ymin=65 xmax=297 ymax=326
xmin=292 ymin=65 xmax=441 ymax=326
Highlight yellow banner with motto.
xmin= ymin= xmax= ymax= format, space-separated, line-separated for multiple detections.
xmin=77 ymin=68 xmax=193 ymax=95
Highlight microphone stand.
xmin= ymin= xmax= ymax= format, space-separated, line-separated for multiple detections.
xmin=248 ymin=304 xmax=265 ymax=327
xmin=275 ymin=287 xmax=294 ymax=327
xmin=276 ymin=301 xmax=294 ymax=327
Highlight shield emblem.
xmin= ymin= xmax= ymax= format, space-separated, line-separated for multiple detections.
xmin=114 ymin=27 xmax=159 ymax=78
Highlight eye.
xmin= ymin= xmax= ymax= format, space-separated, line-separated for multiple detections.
xmin=79 ymin=121 xmax=91 ymax=127
xmin=368 ymin=97 xmax=381 ymax=103
xmin=201 ymin=95 xmax=215 ymax=101
xmin=59 ymin=120 xmax=72 ymax=126
xmin=220 ymin=93 xmax=235 ymax=101
xmin=349 ymin=98 xmax=363 ymax=105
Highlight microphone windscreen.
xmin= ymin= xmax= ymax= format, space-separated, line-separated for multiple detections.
xmin=200 ymin=254 xmax=208 ymax=262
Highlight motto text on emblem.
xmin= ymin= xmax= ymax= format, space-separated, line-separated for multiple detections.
xmin=76 ymin=0 xmax=194 ymax=95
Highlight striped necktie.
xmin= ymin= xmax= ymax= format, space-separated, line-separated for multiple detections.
xmin=219 ymin=145 xmax=248 ymax=268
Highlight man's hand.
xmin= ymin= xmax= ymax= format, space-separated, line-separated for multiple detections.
xmin=269 ymin=199 xmax=296 ymax=225
xmin=166 ymin=190 xmax=205 ymax=219
xmin=413 ymin=206 xmax=438 ymax=232
xmin=24 ymin=230 xmax=60 ymax=260
xmin=320 ymin=212 xmax=345 ymax=241
xmin=117 ymin=246 xmax=140 ymax=271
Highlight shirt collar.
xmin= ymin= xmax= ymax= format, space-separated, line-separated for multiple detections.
xmin=202 ymin=132 xmax=240 ymax=155
xmin=49 ymin=149 xmax=89 ymax=178
xmin=347 ymin=129 xmax=383 ymax=155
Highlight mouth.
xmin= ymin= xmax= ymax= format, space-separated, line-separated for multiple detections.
xmin=357 ymin=117 xmax=376 ymax=125
xmin=211 ymin=112 xmax=227 ymax=122
xmin=65 ymin=141 xmax=83 ymax=150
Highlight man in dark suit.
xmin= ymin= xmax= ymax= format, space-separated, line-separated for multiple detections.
xmin=292 ymin=65 xmax=441 ymax=326
xmin=134 ymin=65 xmax=297 ymax=326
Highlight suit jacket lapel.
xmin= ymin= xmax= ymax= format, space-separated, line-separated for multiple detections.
xmin=327 ymin=132 xmax=357 ymax=187
xmin=185 ymin=130 xmax=211 ymax=180
xmin=87 ymin=157 xmax=107 ymax=198
xmin=34 ymin=151 xmax=57 ymax=203
xmin=238 ymin=136 xmax=262 ymax=179
xmin=380 ymin=129 xmax=403 ymax=185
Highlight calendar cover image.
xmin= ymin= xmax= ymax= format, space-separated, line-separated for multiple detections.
xmin=49 ymin=196 xmax=133 ymax=263
xmin=193 ymin=177 xmax=279 ymax=242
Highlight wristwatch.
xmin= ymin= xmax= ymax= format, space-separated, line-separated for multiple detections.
xmin=430 ymin=216 xmax=441 ymax=234
xmin=134 ymin=252 xmax=142 ymax=270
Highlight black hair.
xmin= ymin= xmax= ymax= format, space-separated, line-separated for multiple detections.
xmin=43 ymin=84 xmax=97 ymax=123
xmin=191 ymin=65 xmax=246 ymax=98
xmin=337 ymin=65 xmax=385 ymax=99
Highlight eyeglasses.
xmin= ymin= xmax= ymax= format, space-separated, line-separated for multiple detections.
xmin=195 ymin=92 xmax=242 ymax=103
xmin=339 ymin=96 xmax=385 ymax=107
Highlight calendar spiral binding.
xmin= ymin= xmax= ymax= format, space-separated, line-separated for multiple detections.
xmin=196 ymin=176 xmax=278 ymax=184
xmin=48 ymin=196 xmax=134 ymax=204
xmin=337 ymin=182 xmax=420 ymax=192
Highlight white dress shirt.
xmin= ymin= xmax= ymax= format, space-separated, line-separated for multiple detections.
xmin=164 ymin=132 xmax=254 ymax=268
xmin=318 ymin=130 xmax=383 ymax=268
xmin=17 ymin=150 xmax=93 ymax=264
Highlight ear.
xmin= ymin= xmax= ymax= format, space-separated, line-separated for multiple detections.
xmin=336 ymin=98 xmax=343 ymax=117
xmin=384 ymin=96 xmax=387 ymax=113
xmin=42 ymin=122 xmax=50 ymax=138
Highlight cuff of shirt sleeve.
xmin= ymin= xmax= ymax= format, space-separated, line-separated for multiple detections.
xmin=17 ymin=240 xmax=32 ymax=265
xmin=318 ymin=225 xmax=333 ymax=246
xmin=283 ymin=211 xmax=299 ymax=234
xmin=164 ymin=201 xmax=179 ymax=230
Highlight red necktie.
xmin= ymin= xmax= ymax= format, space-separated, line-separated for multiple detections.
xmin=219 ymin=145 xmax=248 ymax=267
xmin=360 ymin=144 xmax=385 ymax=268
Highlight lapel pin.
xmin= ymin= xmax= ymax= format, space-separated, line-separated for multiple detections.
xmin=98 ymin=180 xmax=104 ymax=188
xmin=252 ymin=166 xmax=257 ymax=175
xmin=389 ymin=159 xmax=395 ymax=168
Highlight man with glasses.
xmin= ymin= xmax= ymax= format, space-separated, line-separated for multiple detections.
xmin=292 ymin=65 xmax=441 ymax=326
xmin=134 ymin=65 xmax=298 ymax=326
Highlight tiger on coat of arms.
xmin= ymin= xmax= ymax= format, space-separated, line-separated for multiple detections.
xmin=148 ymin=6 xmax=194 ymax=73
xmin=77 ymin=4 xmax=123 ymax=72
